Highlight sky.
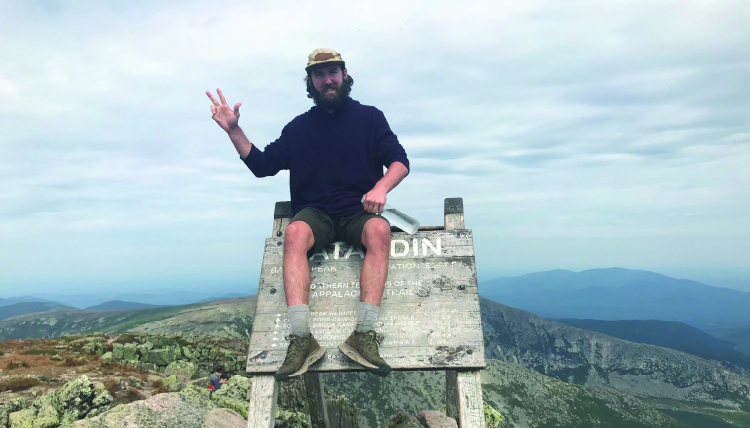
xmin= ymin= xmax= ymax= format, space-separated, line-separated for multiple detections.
xmin=1 ymin=0 xmax=749 ymax=298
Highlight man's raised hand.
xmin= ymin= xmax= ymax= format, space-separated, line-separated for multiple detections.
xmin=207 ymin=88 xmax=241 ymax=133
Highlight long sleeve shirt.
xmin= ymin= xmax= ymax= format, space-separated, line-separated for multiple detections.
xmin=242 ymin=98 xmax=409 ymax=217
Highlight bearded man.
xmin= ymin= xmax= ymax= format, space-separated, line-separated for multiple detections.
xmin=207 ymin=48 xmax=410 ymax=380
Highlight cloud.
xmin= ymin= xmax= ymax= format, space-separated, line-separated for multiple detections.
xmin=1 ymin=0 xmax=749 ymax=294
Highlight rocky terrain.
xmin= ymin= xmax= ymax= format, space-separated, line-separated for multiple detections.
xmin=2 ymin=295 xmax=750 ymax=427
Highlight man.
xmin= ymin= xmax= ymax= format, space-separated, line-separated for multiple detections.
xmin=207 ymin=48 xmax=409 ymax=381
xmin=208 ymin=365 xmax=227 ymax=397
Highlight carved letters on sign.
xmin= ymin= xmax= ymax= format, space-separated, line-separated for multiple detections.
xmin=246 ymin=230 xmax=485 ymax=373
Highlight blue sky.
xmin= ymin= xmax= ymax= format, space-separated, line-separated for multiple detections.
xmin=1 ymin=0 xmax=749 ymax=297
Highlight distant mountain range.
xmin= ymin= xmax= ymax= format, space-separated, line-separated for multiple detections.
xmin=480 ymin=268 xmax=750 ymax=329
xmin=0 ymin=295 xmax=50 ymax=307
xmin=0 ymin=301 xmax=76 ymax=321
xmin=0 ymin=291 xmax=248 ymax=310
xmin=84 ymin=300 xmax=163 ymax=311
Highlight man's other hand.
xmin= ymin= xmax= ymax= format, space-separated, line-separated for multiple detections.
xmin=207 ymin=88 xmax=241 ymax=133
xmin=363 ymin=186 xmax=388 ymax=214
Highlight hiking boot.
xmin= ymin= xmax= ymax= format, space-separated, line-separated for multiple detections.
xmin=338 ymin=330 xmax=392 ymax=377
xmin=274 ymin=334 xmax=325 ymax=381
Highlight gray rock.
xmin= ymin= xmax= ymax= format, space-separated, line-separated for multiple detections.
xmin=201 ymin=408 xmax=246 ymax=428
xmin=416 ymin=411 xmax=457 ymax=428
xmin=380 ymin=411 xmax=423 ymax=428
xmin=72 ymin=390 xmax=216 ymax=428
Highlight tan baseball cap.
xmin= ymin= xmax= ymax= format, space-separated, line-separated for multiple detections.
xmin=306 ymin=48 xmax=345 ymax=72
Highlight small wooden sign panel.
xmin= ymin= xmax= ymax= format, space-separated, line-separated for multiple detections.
xmin=246 ymin=210 xmax=485 ymax=374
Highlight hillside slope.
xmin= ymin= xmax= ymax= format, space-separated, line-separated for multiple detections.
xmin=481 ymin=297 xmax=750 ymax=410
xmin=556 ymin=318 xmax=750 ymax=376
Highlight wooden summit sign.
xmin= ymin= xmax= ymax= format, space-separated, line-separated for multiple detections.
xmin=246 ymin=198 xmax=486 ymax=428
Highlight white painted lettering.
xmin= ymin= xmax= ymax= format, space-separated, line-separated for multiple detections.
xmin=391 ymin=239 xmax=409 ymax=257
xmin=422 ymin=237 xmax=441 ymax=256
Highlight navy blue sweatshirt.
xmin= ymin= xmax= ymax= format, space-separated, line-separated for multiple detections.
xmin=242 ymin=98 xmax=409 ymax=217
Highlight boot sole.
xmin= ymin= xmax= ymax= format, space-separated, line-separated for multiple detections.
xmin=275 ymin=344 xmax=325 ymax=381
xmin=338 ymin=343 xmax=392 ymax=377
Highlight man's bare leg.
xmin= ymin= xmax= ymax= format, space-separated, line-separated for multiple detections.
xmin=359 ymin=217 xmax=391 ymax=305
xmin=283 ymin=221 xmax=315 ymax=306
xmin=275 ymin=220 xmax=324 ymax=381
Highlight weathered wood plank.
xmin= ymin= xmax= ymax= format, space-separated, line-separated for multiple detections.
xmin=304 ymin=372 xmax=330 ymax=428
xmin=249 ymin=204 xmax=486 ymax=375
xmin=446 ymin=370 xmax=484 ymax=428
xmin=444 ymin=198 xmax=465 ymax=230
xmin=247 ymin=374 xmax=279 ymax=428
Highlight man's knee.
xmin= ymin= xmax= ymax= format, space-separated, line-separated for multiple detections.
xmin=362 ymin=218 xmax=391 ymax=252
xmin=284 ymin=221 xmax=314 ymax=252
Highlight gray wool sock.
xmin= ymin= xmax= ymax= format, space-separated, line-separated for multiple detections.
xmin=355 ymin=302 xmax=380 ymax=333
xmin=288 ymin=304 xmax=310 ymax=338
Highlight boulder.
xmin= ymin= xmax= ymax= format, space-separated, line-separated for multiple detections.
xmin=1 ymin=393 xmax=28 ymax=428
xmin=111 ymin=343 xmax=124 ymax=361
xmin=122 ymin=343 xmax=138 ymax=362
xmin=165 ymin=361 xmax=200 ymax=382
xmin=5 ymin=376 xmax=112 ymax=428
xmin=50 ymin=354 xmax=63 ymax=362
xmin=380 ymin=411 xmax=424 ymax=428
xmin=31 ymin=392 xmax=59 ymax=427
xmin=8 ymin=408 xmax=34 ymax=428
xmin=182 ymin=346 xmax=193 ymax=360
xmin=127 ymin=376 xmax=142 ymax=388
xmin=72 ymin=390 xmax=222 ymax=428
xmin=100 ymin=352 xmax=112 ymax=362
xmin=416 ymin=411 xmax=457 ymax=428
xmin=201 ymin=408 xmax=247 ymax=428
xmin=209 ymin=396 xmax=248 ymax=419
xmin=275 ymin=409 xmax=311 ymax=428
xmin=162 ymin=375 xmax=178 ymax=387
xmin=52 ymin=376 xmax=113 ymax=424
xmin=211 ymin=376 xmax=252 ymax=402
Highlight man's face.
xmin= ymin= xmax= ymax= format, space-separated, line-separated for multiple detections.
xmin=310 ymin=64 xmax=348 ymax=109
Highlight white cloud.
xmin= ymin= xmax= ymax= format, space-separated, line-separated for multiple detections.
xmin=1 ymin=0 xmax=749 ymax=294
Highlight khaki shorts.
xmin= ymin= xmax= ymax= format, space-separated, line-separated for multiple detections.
xmin=290 ymin=207 xmax=390 ymax=258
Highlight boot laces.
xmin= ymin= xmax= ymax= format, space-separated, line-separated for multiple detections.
xmin=363 ymin=330 xmax=383 ymax=352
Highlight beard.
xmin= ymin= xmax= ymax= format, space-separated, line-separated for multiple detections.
xmin=312 ymin=80 xmax=351 ymax=110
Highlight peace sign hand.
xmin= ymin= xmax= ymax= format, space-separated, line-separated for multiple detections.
xmin=206 ymin=88 xmax=241 ymax=133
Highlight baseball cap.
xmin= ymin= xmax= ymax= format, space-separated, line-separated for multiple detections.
xmin=306 ymin=48 xmax=345 ymax=72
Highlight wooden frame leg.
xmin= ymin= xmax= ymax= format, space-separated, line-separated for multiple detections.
xmin=304 ymin=372 xmax=330 ymax=428
xmin=248 ymin=374 xmax=279 ymax=428
xmin=446 ymin=370 xmax=483 ymax=428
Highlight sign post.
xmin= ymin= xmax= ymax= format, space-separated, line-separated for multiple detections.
xmin=247 ymin=198 xmax=485 ymax=428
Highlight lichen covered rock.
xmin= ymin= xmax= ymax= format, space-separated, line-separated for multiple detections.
xmin=380 ymin=411 xmax=423 ymax=428
xmin=275 ymin=409 xmax=311 ymax=428
xmin=164 ymin=361 xmax=199 ymax=382
xmin=73 ymin=393 xmax=222 ymax=428
xmin=8 ymin=408 xmax=34 ymax=428
xmin=1 ymin=393 xmax=29 ymax=428
xmin=210 ymin=376 xmax=251 ymax=402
